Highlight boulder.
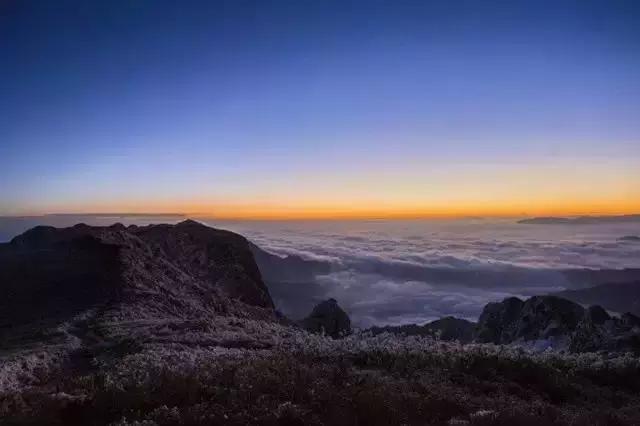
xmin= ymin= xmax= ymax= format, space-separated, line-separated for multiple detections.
xmin=302 ymin=298 xmax=351 ymax=338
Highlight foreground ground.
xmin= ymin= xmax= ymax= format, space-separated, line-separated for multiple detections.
xmin=2 ymin=315 xmax=640 ymax=426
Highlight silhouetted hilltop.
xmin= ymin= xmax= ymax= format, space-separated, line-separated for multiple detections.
xmin=554 ymin=281 xmax=640 ymax=316
xmin=369 ymin=316 xmax=475 ymax=342
xmin=0 ymin=220 xmax=274 ymax=338
xmin=518 ymin=214 xmax=640 ymax=224
xmin=475 ymin=295 xmax=640 ymax=353
xmin=301 ymin=298 xmax=351 ymax=338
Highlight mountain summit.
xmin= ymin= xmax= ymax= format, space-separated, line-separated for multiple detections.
xmin=0 ymin=220 xmax=274 ymax=340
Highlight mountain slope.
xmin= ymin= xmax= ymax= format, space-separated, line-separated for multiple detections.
xmin=0 ymin=220 xmax=275 ymax=346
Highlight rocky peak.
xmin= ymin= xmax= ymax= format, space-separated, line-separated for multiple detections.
xmin=475 ymin=296 xmax=586 ymax=344
xmin=302 ymin=298 xmax=351 ymax=338
xmin=475 ymin=295 xmax=640 ymax=353
xmin=473 ymin=296 xmax=524 ymax=344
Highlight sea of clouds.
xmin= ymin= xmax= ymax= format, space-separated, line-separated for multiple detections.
xmin=215 ymin=218 xmax=640 ymax=327
xmin=2 ymin=216 xmax=639 ymax=327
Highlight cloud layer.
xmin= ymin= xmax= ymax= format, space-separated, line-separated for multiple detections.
xmin=2 ymin=216 xmax=640 ymax=327
xmin=220 ymin=218 xmax=640 ymax=327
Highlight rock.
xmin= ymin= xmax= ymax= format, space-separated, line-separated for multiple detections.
xmin=474 ymin=297 xmax=524 ymax=344
xmin=475 ymin=295 xmax=586 ymax=344
xmin=133 ymin=219 xmax=274 ymax=308
xmin=301 ymin=298 xmax=351 ymax=338
xmin=516 ymin=296 xmax=585 ymax=340
xmin=474 ymin=295 xmax=640 ymax=353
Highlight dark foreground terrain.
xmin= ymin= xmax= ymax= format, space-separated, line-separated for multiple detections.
xmin=2 ymin=221 xmax=640 ymax=425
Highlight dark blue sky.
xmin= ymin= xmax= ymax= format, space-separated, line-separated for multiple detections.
xmin=1 ymin=1 xmax=639 ymax=217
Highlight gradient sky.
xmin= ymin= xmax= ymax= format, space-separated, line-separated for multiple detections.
xmin=1 ymin=0 xmax=639 ymax=218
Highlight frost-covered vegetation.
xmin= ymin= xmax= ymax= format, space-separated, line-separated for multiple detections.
xmin=3 ymin=315 xmax=640 ymax=425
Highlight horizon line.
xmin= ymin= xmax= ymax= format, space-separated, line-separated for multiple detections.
xmin=2 ymin=211 xmax=640 ymax=221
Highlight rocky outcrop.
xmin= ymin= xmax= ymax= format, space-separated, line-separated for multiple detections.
xmin=473 ymin=297 xmax=525 ymax=344
xmin=0 ymin=220 xmax=275 ymax=337
xmin=301 ymin=298 xmax=351 ymax=338
xmin=474 ymin=295 xmax=640 ymax=353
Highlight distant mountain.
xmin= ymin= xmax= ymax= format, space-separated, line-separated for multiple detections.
xmin=553 ymin=281 xmax=640 ymax=316
xmin=368 ymin=316 xmax=476 ymax=343
xmin=518 ymin=214 xmax=640 ymax=224
xmin=561 ymin=268 xmax=640 ymax=289
xmin=249 ymin=242 xmax=331 ymax=283
xmin=371 ymin=292 xmax=640 ymax=353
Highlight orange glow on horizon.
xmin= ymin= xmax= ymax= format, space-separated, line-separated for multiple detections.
xmin=4 ymin=155 xmax=638 ymax=220
xmin=14 ymin=197 xmax=640 ymax=220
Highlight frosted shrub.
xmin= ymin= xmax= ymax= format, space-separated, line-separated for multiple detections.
xmin=3 ymin=316 xmax=640 ymax=425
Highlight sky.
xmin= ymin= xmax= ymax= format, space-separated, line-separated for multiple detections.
xmin=1 ymin=0 xmax=639 ymax=218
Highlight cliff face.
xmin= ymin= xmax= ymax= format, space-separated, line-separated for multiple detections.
xmin=0 ymin=220 xmax=275 ymax=336
xmin=248 ymin=242 xmax=331 ymax=284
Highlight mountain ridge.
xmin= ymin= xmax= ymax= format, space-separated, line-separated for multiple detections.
xmin=518 ymin=214 xmax=640 ymax=224
xmin=0 ymin=220 xmax=276 ymax=346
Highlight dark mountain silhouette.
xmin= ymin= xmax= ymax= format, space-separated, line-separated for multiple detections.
xmin=301 ymin=298 xmax=351 ymax=338
xmin=561 ymin=268 xmax=640 ymax=288
xmin=368 ymin=316 xmax=475 ymax=342
xmin=248 ymin=242 xmax=333 ymax=319
xmin=474 ymin=295 xmax=640 ymax=353
xmin=248 ymin=242 xmax=331 ymax=283
xmin=0 ymin=220 xmax=275 ymax=343
xmin=553 ymin=281 xmax=640 ymax=316
xmin=372 ymin=295 xmax=640 ymax=353
xmin=518 ymin=214 xmax=640 ymax=224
